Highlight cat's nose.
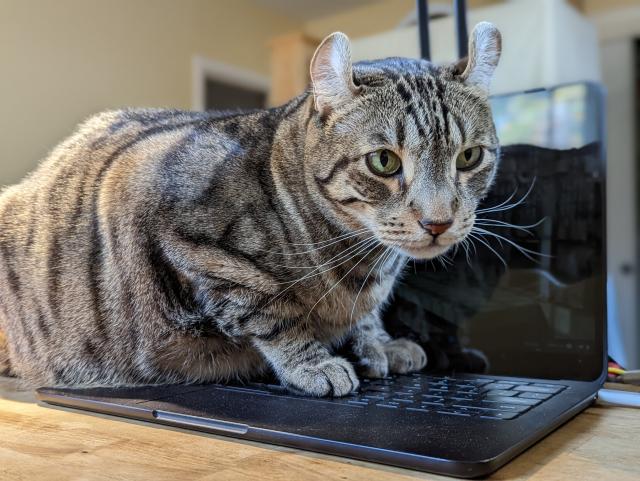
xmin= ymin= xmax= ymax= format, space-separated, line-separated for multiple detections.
xmin=418 ymin=219 xmax=453 ymax=236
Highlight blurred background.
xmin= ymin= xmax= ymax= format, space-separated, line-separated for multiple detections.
xmin=0 ymin=0 xmax=638 ymax=366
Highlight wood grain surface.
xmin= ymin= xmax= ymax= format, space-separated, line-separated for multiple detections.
xmin=1 ymin=377 xmax=639 ymax=481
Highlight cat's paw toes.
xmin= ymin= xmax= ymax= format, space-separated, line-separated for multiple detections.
xmin=358 ymin=342 xmax=389 ymax=378
xmin=384 ymin=338 xmax=427 ymax=374
xmin=285 ymin=357 xmax=359 ymax=397
xmin=357 ymin=345 xmax=389 ymax=378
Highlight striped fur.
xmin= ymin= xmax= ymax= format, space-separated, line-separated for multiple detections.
xmin=0 ymin=24 xmax=501 ymax=396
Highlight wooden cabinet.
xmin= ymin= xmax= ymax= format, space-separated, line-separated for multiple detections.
xmin=268 ymin=32 xmax=319 ymax=107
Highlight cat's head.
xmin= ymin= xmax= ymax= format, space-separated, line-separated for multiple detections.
xmin=304 ymin=22 xmax=501 ymax=259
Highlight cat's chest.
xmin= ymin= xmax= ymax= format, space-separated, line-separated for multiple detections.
xmin=310 ymin=261 xmax=400 ymax=331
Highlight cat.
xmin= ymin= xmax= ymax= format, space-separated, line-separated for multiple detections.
xmin=0 ymin=22 xmax=501 ymax=396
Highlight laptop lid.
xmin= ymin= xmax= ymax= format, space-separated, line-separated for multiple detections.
xmin=382 ymin=82 xmax=606 ymax=382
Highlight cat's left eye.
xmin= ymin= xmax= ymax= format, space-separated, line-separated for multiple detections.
xmin=456 ymin=146 xmax=484 ymax=171
xmin=366 ymin=149 xmax=402 ymax=177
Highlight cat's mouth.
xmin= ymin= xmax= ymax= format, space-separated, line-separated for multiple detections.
xmin=379 ymin=237 xmax=454 ymax=259
xmin=395 ymin=242 xmax=451 ymax=259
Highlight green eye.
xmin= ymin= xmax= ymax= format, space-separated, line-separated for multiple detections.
xmin=366 ymin=149 xmax=402 ymax=177
xmin=456 ymin=146 xmax=483 ymax=171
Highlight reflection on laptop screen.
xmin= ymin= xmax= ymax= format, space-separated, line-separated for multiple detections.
xmin=383 ymin=83 xmax=605 ymax=381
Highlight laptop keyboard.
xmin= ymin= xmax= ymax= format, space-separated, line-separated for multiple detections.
xmin=240 ymin=373 xmax=567 ymax=421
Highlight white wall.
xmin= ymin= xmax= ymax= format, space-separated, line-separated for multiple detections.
xmin=351 ymin=0 xmax=601 ymax=95
xmin=598 ymin=35 xmax=638 ymax=369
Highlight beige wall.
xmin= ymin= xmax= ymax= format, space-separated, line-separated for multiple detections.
xmin=0 ymin=0 xmax=296 ymax=186
xmin=581 ymin=0 xmax=640 ymax=14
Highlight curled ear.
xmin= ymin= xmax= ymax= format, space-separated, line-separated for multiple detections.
xmin=457 ymin=22 xmax=502 ymax=93
xmin=310 ymin=32 xmax=358 ymax=115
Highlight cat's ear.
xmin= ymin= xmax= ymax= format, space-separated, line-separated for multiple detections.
xmin=455 ymin=22 xmax=501 ymax=93
xmin=310 ymin=32 xmax=358 ymax=115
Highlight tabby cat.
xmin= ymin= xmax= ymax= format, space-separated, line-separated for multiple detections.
xmin=0 ymin=23 xmax=501 ymax=396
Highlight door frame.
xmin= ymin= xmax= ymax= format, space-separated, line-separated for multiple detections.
xmin=191 ymin=56 xmax=270 ymax=111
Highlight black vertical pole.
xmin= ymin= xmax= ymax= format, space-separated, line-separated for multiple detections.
xmin=453 ymin=0 xmax=468 ymax=58
xmin=417 ymin=0 xmax=431 ymax=61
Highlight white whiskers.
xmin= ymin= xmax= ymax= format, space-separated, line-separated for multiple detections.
xmin=470 ymin=226 xmax=551 ymax=263
xmin=462 ymin=178 xmax=549 ymax=267
xmin=475 ymin=178 xmax=536 ymax=215
xmin=262 ymin=227 xmax=369 ymax=257
xmin=305 ymin=241 xmax=382 ymax=321
xmin=266 ymin=236 xmax=378 ymax=306
xmin=349 ymin=245 xmax=390 ymax=326
xmin=273 ymin=234 xmax=375 ymax=270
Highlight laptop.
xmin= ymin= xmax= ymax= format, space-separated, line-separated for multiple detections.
xmin=37 ymin=82 xmax=607 ymax=478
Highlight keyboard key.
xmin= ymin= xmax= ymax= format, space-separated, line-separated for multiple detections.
xmin=468 ymin=378 xmax=495 ymax=386
xmin=532 ymin=383 xmax=565 ymax=389
xmin=518 ymin=392 xmax=553 ymax=400
xmin=486 ymin=403 xmax=531 ymax=413
xmin=421 ymin=394 xmax=445 ymax=402
xmin=482 ymin=383 xmax=516 ymax=391
xmin=406 ymin=407 xmax=431 ymax=413
xmin=347 ymin=400 xmax=370 ymax=406
xmin=485 ymin=390 xmax=518 ymax=397
xmin=362 ymin=394 xmax=385 ymax=401
xmin=392 ymin=398 xmax=415 ymax=404
xmin=421 ymin=401 xmax=446 ymax=408
xmin=366 ymin=385 xmax=392 ymax=392
xmin=398 ymin=377 xmax=422 ymax=385
xmin=513 ymin=385 xmax=564 ymax=394
xmin=376 ymin=403 xmax=399 ymax=409
xmin=454 ymin=385 xmax=479 ymax=392
xmin=394 ymin=391 xmax=417 ymax=396
xmin=437 ymin=409 xmax=472 ymax=417
xmin=452 ymin=400 xmax=531 ymax=413
xmin=431 ymin=385 xmax=460 ymax=392
xmin=484 ymin=396 xmax=542 ymax=406
xmin=448 ymin=393 xmax=477 ymax=401
xmin=449 ymin=405 xmax=490 ymax=413
xmin=480 ymin=411 xmax=520 ymax=420
xmin=453 ymin=382 xmax=476 ymax=388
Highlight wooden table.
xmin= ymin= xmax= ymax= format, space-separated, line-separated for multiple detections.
xmin=1 ymin=377 xmax=639 ymax=481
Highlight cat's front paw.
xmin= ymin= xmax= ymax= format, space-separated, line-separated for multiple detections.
xmin=355 ymin=338 xmax=427 ymax=377
xmin=356 ymin=342 xmax=389 ymax=379
xmin=384 ymin=338 xmax=427 ymax=374
xmin=282 ymin=356 xmax=359 ymax=397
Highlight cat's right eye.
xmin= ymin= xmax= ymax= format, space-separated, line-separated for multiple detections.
xmin=366 ymin=149 xmax=402 ymax=177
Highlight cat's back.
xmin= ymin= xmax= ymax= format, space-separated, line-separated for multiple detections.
xmin=0 ymin=108 xmax=203 ymax=250
xmin=0 ymin=105 xmax=268 ymax=296
xmin=0 ymin=106 xmax=260 ymax=224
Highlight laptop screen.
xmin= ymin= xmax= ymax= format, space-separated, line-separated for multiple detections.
xmin=382 ymin=83 xmax=606 ymax=381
